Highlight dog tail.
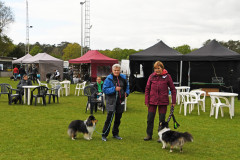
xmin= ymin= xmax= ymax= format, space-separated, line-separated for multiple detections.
xmin=182 ymin=132 xmax=193 ymax=142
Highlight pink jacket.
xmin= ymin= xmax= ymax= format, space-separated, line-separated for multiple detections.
xmin=145 ymin=69 xmax=176 ymax=106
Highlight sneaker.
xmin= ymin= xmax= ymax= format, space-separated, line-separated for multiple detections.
xmin=113 ymin=135 xmax=122 ymax=140
xmin=144 ymin=135 xmax=152 ymax=141
xmin=102 ymin=136 xmax=107 ymax=142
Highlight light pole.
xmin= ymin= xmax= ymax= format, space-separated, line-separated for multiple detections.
xmin=27 ymin=25 xmax=33 ymax=54
xmin=80 ymin=1 xmax=85 ymax=57
xmin=26 ymin=0 xmax=33 ymax=54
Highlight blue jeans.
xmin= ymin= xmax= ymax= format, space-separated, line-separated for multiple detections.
xmin=14 ymin=73 xmax=18 ymax=81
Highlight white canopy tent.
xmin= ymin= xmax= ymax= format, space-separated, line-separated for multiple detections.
xmin=23 ymin=53 xmax=64 ymax=81
xmin=12 ymin=54 xmax=33 ymax=64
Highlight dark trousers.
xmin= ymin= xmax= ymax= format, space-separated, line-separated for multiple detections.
xmin=146 ymin=105 xmax=166 ymax=136
xmin=102 ymin=111 xmax=122 ymax=137
xmin=69 ymin=75 xmax=73 ymax=84
xmin=32 ymin=74 xmax=37 ymax=83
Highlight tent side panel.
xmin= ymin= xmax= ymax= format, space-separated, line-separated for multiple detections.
xmin=39 ymin=61 xmax=63 ymax=81
xmin=91 ymin=63 xmax=115 ymax=82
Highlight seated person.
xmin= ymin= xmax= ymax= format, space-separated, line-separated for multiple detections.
xmin=15 ymin=74 xmax=32 ymax=102
xmin=93 ymin=76 xmax=104 ymax=112
xmin=94 ymin=76 xmax=103 ymax=97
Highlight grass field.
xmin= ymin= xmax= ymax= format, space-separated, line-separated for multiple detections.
xmin=0 ymin=77 xmax=240 ymax=160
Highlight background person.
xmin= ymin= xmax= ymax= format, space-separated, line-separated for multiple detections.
xmin=13 ymin=66 xmax=19 ymax=81
xmin=68 ymin=67 xmax=74 ymax=84
xmin=32 ymin=66 xmax=38 ymax=83
xmin=19 ymin=66 xmax=26 ymax=80
xmin=15 ymin=74 xmax=32 ymax=103
xmin=93 ymin=76 xmax=104 ymax=112
xmin=144 ymin=61 xmax=176 ymax=141
xmin=54 ymin=69 xmax=60 ymax=80
xmin=94 ymin=76 xmax=103 ymax=95
xmin=101 ymin=64 xmax=130 ymax=141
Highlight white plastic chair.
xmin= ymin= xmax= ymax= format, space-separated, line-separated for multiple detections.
xmin=37 ymin=79 xmax=48 ymax=88
xmin=60 ymin=80 xmax=70 ymax=96
xmin=49 ymin=80 xmax=63 ymax=97
xmin=176 ymin=87 xmax=190 ymax=105
xmin=75 ymin=81 xmax=87 ymax=96
xmin=197 ymin=91 xmax=206 ymax=112
xmin=190 ymin=90 xmax=206 ymax=115
xmin=179 ymin=92 xmax=198 ymax=116
xmin=210 ymin=96 xmax=232 ymax=119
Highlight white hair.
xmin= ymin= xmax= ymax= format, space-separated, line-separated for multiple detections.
xmin=112 ymin=64 xmax=121 ymax=70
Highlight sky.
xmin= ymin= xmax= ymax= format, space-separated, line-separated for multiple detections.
xmin=4 ymin=0 xmax=240 ymax=50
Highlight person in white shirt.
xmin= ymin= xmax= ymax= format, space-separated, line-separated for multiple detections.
xmin=54 ymin=70 xmax=60 ymax=80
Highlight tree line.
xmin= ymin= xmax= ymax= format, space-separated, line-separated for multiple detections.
xmin=1 ymin=1 xmax=240 ymax=61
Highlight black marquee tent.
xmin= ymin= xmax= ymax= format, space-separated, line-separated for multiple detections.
xmin=182 ymin=40 xmax=240 ymax=92
xmin=182 ymin=40 xmax=240 ymax=61
xmin=129 ymin=41 xmax=182 ymax=92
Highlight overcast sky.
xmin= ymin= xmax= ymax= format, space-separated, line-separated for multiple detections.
xmin=5 ymin=0 xmax=240 ymax=50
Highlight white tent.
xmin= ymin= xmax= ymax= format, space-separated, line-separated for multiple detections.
xmin=12 ymin=54 xmax=33 ymax=64
xmin=23 ymin=53 xmax=64 ymax=81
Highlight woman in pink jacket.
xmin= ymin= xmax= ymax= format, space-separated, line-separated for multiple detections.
xmin=144 ymin=61 xmax=176 ymax=141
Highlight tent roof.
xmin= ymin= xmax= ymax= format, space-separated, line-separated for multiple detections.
xmin=12 ymin=54 xmax=33 ymax=64
xmin=183 ymin=40 xmax=240 ymax=61
xmin=69 ymin=50 xmax=118 ymax=64
xmin=129 ymin=41 xmax=182 ymax=61
xmin=24 ymin=53 xmax=63 ymax=64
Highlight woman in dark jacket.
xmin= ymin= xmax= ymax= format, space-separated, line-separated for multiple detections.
xmin=144 ymin=61 xmax=176 ymax=141
xmin=101 ymin=64 xmax=130 ymax=141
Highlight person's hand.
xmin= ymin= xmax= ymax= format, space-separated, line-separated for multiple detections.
xmin=115 ymin=86 xmax=121 ymax=91
xmin=125 ymin=93 xmax=127 ymax=97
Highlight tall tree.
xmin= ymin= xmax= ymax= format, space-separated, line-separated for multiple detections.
xmin=57 ymin=41 xmax=70 ymax=56
xmin=50 ymin=47 xmax=62 ymax=59
xmin=0 ymin=1 xmax=14 ymax=32
xmin=174 ymin=45 xmax=192 ymax=55
xmin=30 ymin=45 xmax=43 ymax=56
xmin=0 ymin=34 xmax=14 ymax=56
xmin=62 ymin=43 xmax=81 ymax=60
xmin=0 ymin=1 xmax=14 ymax=56
xmin=8 ymin=45 xmax=25 ymax=58
xmin=220 ymin=40 xmax=240 ymax=54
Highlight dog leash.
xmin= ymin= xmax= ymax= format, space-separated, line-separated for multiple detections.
xmin=167 ymin=105 xmax=180 ymax=129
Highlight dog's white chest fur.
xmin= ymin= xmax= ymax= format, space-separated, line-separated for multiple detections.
xmin=86 ymin=125 xmax=95 ymax=133
xmin=83 ymin=120 xmax=96 ymax=140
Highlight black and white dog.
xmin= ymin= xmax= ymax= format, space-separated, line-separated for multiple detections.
xmin=158 ymin=122 xmax=193 ymax=152
xmin=68 ymin=115 xmax=98 ymax=140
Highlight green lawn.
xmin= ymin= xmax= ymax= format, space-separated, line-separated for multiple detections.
xmin=0 ymin=77 xmax=240 ymax=160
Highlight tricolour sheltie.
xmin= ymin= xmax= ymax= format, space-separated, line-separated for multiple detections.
xmin=158 ymin=122 xmax=193 ymax=152
xmin=67 ymin=115 xmax=98 ymax=140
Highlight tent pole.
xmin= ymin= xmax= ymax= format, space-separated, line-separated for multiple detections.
xmin=188 ymin=61 xmax=191 ymax=87
xmin=180 ymin=61 xmax=182 ymax=86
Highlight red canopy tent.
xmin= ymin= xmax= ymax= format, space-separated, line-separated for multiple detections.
xmin=69 ymin=50 xmax=118 ymax=81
